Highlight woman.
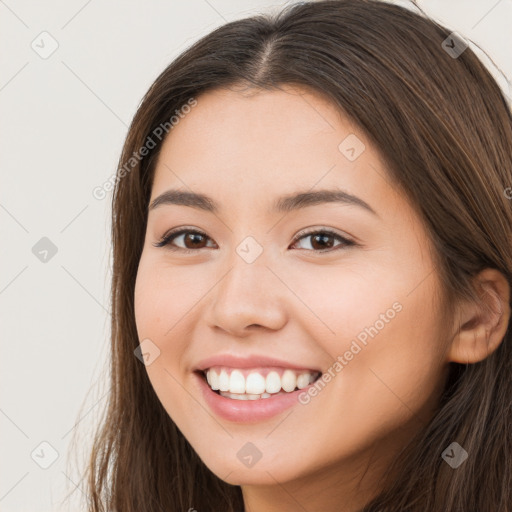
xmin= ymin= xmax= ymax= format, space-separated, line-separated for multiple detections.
xmin=81 ymin=1 xmax=512 ymax=510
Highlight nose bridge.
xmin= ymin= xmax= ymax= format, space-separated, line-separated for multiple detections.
xmin=206 ymin=234 xmax=287 ymax=333
xmin=217 ymin=235 xmax=273 ymax=306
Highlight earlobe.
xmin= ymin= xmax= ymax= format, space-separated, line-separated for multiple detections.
xmin=446 ymin=268 xmax=511 ymax=365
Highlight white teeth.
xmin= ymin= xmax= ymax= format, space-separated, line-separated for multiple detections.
xmin=229 ymin=370 xmax=245 ymax=394
xmin=207 ymin=369 xmax=219 ymax=390
xmin=218 ymin=369 xmax=230 ymax=392
xmin=296 ymin=373 xmax=311 ymax=389
xmin=204 ymin=367 xmax=320 ymax=398
xmin=265 ymin=371 xmax=282 ymax=394
xmin=281 ymin=369 xmax=297 ymax=392
xmin=246 ymin=372 xmax=267 ymax=394
xmin=219 ymin=391 xmax=274 ymax=400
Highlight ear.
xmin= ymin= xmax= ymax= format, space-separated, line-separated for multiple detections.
xmin=446 ymin=268 xmax=510 ymax=364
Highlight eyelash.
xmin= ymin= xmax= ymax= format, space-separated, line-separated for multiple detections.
xmin=153 ymin=227 xmax=356 ymax=254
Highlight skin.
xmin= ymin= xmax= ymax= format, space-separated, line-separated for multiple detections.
xmin=133 ymin=85 xmax=510 ymax=511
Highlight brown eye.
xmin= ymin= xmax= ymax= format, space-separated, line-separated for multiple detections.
xmin=153 ymin=229 xmax=216 ymax=252
xmin=181 ymin=232 xmax=208 ymax=249
xmin=290 ymin=229 xmax=355 ymax=253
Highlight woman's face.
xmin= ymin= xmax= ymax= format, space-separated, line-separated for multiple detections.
xmin=134 ymin=85 xmax=451 ymax=504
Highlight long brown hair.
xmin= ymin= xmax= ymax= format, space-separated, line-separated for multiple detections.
xmin=75 ymin=1 xmax=512 ymax=510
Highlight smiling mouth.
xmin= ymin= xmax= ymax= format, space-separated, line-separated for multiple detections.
xmin=196 ymin=367 xmax=322 ymax=400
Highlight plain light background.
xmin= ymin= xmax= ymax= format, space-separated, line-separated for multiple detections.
xmin=1 ymin=1 xmax=511 ymax=510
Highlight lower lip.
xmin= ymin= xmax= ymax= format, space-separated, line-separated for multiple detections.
xmin=194 ymin=371 xmax=315 ymax=423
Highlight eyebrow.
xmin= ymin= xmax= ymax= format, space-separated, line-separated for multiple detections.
xmin=148 ymin=188 xmax=378 ymax=216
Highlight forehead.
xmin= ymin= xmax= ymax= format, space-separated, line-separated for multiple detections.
xmin=150 ymin=85 xmax=398 ymax=216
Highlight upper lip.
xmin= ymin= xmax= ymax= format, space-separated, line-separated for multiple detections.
xmin=194 ymin=354 xmax=322 ymax=373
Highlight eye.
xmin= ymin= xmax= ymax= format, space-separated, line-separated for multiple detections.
xmin=153 ymin=228 xmax=216 ymax=253
xmin=289 ymin=228 xmax=356 ymax=253
xmin=153 ymin=227 xmax=356 ymax=254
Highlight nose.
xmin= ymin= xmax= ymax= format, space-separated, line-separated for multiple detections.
xmin=204 ymin=248 xmax=288 ymax=337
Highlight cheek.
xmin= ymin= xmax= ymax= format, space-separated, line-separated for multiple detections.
xmin=330 ymin=292 xmax=445 ymax=436
xmin=134 ymin=257 xmax=157 ymax=336
xmin=303 ymin=265 xmax=446 ymax=418
xmin=287 ymin=261 xmax=404 ymax=348
xmin=133 ymin=255 xmax=202 ymax=398
xmin=301 ymin=258 xmax=444 ymax=364
xmin=133 ymin=255 xmax=196 ymax=340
